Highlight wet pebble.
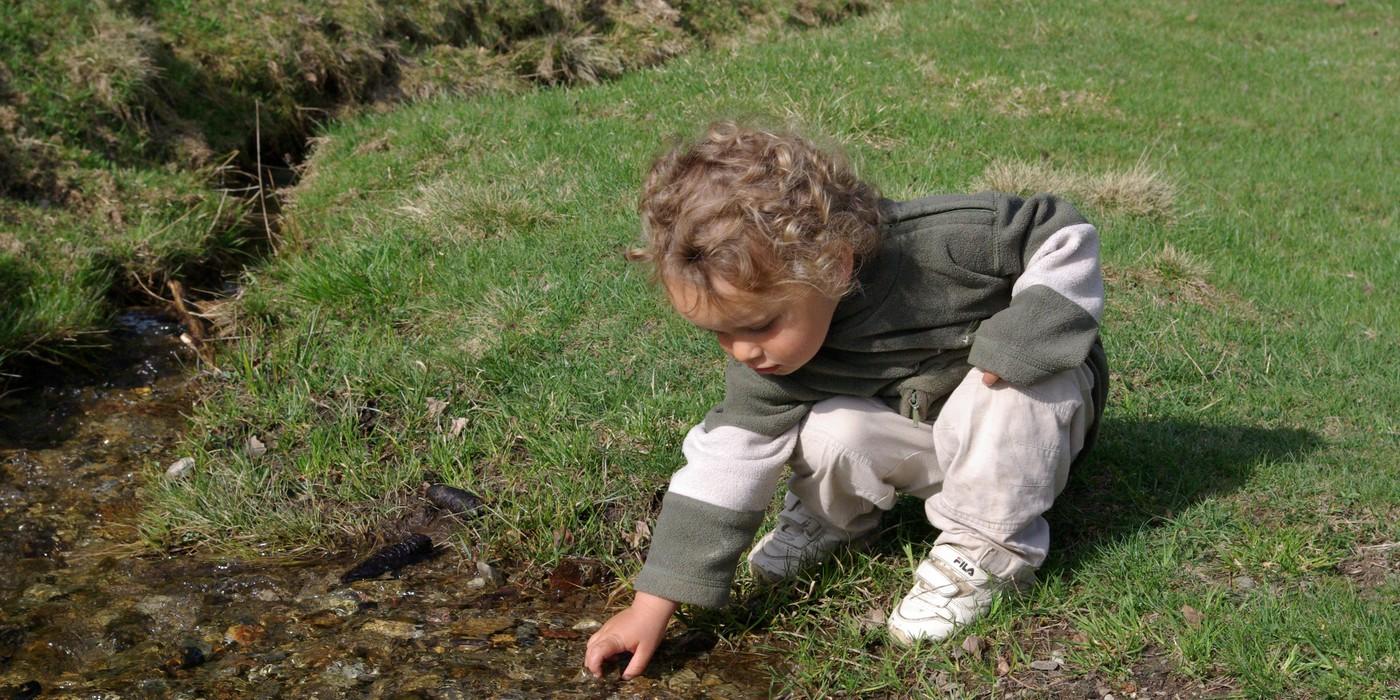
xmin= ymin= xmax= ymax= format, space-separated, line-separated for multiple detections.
xmin=362 ymin=619 xmax=423 ymax=640
xmin=321 ymin=659 xmax=377 ymax=687
xmin=571 ymin=618 xmax=601 ymax=633
xmin=514 ymin=621 xmax=539 ymax=646
xmin=476 ymin=560 xmax=506 ymax=587
xmin=19 ymin=583 xmax=64 ymax=606
xmin=164 ymin=645 xmax=206 ymax=672
xmin=310 ymin=591 xmax=361 ymax=617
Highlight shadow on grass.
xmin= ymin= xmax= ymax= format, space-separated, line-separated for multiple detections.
xmin=675 ymin=416 xmax=1321 ymax=647
xmin=864 ymin=416 xmax=1323 ymax=572
xmin=1044 ymin=416 xmax=1321 ymax=573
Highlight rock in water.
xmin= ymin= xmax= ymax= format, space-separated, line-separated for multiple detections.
xmin=340 ymin=534 xmax=434 ymax=584
xmin=425 ymin=484 xmax=484 ymax=517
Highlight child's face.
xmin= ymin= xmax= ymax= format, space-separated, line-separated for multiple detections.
xmin=664 ymin=276 xmax=838 ymax=376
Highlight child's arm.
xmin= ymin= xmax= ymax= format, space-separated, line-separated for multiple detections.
xmin=970 ymin=193 xmax=1103 ymax=386
xmin=584 ymin=591 xmax=678 ymax=679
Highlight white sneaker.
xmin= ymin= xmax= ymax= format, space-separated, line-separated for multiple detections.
xmin=887 ymin=544 xmax=1016 ymax=645
xmin=746 ymin=493 xmax=876 ymax=584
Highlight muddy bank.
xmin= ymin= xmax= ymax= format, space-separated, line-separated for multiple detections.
xmin=0 ymin=311 xmax=780 ymax=698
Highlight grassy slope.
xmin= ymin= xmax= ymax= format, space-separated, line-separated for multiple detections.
xmin=0 ymin=0 xmax=867 ymax=366
xmin=144 ymin=1 xmax=1398 ymax=696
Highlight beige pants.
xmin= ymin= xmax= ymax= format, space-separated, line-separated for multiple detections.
xmin=787 ymin=364 xmax=1096 ymax=581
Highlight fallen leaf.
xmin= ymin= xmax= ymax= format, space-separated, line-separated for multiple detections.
xmin=996 ymin=656 xmax=1010 ymax=676
xmin=858 ymin=606 xmax=886 ymax=632
xmin=960 ymin=635 xmax=986 ymax=660
xmin=246 ymin=436 xmax=267 ymax=458
xmin=426 ymin=398 xmax=449 ymax=418
xmin=1181 ymin=604 xmax=1204 ymax=628
xmin=224 ymin=624 xmax=265 ymax=646
xmin=449 ymin=417 xmax=468 ymax=437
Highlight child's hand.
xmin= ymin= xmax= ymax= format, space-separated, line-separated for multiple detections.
xmin=584 ymin=591 xmax=679 ymax=680
xmin=981 ymin=370 xmax=1002 ymax=386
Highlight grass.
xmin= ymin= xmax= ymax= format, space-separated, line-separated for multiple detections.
xmin=0 ymin=0 xmax=871 ymax=369
xmin=141 ymin=0 xmax=1397 ymax=696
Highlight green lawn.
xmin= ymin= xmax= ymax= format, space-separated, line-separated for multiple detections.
xmin=143 ymin=1 xmax=1398 ymax=695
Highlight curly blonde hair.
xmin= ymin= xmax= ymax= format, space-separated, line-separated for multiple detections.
xmin=629 ymin=121 xmax=882 ymax=308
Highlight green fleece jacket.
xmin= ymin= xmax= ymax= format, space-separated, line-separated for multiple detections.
xmin=635 ymin=192 xmax=1109 ymax=607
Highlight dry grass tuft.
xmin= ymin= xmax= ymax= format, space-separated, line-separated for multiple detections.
xmin=975 ymin=158 xmax=1176 ymax=219
xmin=397 ymin=174 xmax=563 ymax=242
xmin=60 ymin=9 xmax=162 ymax=122
xmin=397 ymin=46 xmax=527 ymax=101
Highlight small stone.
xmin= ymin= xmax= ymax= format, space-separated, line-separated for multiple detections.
xmin=666 ymin=668 xmax=701 ymax=690
xmin=361 ymin=619 xmax=422 ymax=639
xmin=514 ymin=621 xmax=540 ymax=646
xmin=1029 ymin=659 xmax=1060 ymax=671
xmin=246 ymin=436 xmax=267 ymax=458
xmin=960 ymin=634 xmax=986 ymax=660
xmin=252 ymin=589 xmax=280 ymax=602
xmin=476 ymin=561 xmax=506 ymax=587
xmin=996 ymin=657 xmax=1010 ymax=676
xmin=571 ymin=619 xmax=601 ymax=633
xmin=322 ymin=659 xmax=376 ymax=687
xmin=164 ymin=646 xmax=206 ymax=671
xmin=1235 ymin=575 xmax=1257 ymax=590
xmin=165 ymin=457 xmax=196 ymax=479
xmin=19 ymin=583 xmax=63 ymax=606
xmin=465 ymin=577 xmax=488 ymax=589
xmin=1104 ymin=694 xmax=1116 ymax=700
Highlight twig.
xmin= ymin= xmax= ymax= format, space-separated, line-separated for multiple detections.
xmin=255 ymin=100 xmax=274 ymax=249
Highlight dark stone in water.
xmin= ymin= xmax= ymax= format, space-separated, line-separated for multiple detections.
xmin=340 ymin=534 xmax=434 ymax=584
xmin=164 ymin=645 xmax=205 ymax=672
xmin=11 ymin=681 xmax=41 ymax=700
xmin=425 ymin=484 xmax=484 ymax=517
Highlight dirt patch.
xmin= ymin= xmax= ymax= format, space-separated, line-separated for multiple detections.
xmin=1337 ymin=543 xmax=1398 ymax=590
xmin=980 ymin=618 xmax=1238 ymax=699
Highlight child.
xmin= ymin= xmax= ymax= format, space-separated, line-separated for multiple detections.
xmin=584 ymin=122 xmax=1107 ymax=679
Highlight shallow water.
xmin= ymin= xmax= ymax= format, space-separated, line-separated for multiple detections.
xmin=0 ymin=310 xmax=780 ymax=698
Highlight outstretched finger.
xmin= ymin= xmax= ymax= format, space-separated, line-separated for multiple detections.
xmin=622 ymin=638 xmax=658 ymax=680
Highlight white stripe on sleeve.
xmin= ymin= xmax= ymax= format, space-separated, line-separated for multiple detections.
xmin=1013 ymin=223 xmax=1104 ymax=321
xmin=668 ymin=422 xmax=799 ymax=512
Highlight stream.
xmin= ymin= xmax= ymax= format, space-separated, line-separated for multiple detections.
xmin=0 ymin=310 xmax=779 ymax=699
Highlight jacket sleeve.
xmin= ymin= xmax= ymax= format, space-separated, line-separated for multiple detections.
xmin=633 ymin=420 xmax=799 ymax=607
xmin=968 ymin=193 xmax=1104 ymax=385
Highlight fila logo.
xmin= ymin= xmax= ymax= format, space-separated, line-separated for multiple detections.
xmin=952 ymin=557 xmax=976 ymax=577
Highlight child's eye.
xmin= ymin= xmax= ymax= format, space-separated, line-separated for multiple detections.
xmin=746 ymin=319 xmax=776 ymax=333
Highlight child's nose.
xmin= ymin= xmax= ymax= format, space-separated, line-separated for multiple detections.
xmin=731 ymin=341 xmax=763 ymax=362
